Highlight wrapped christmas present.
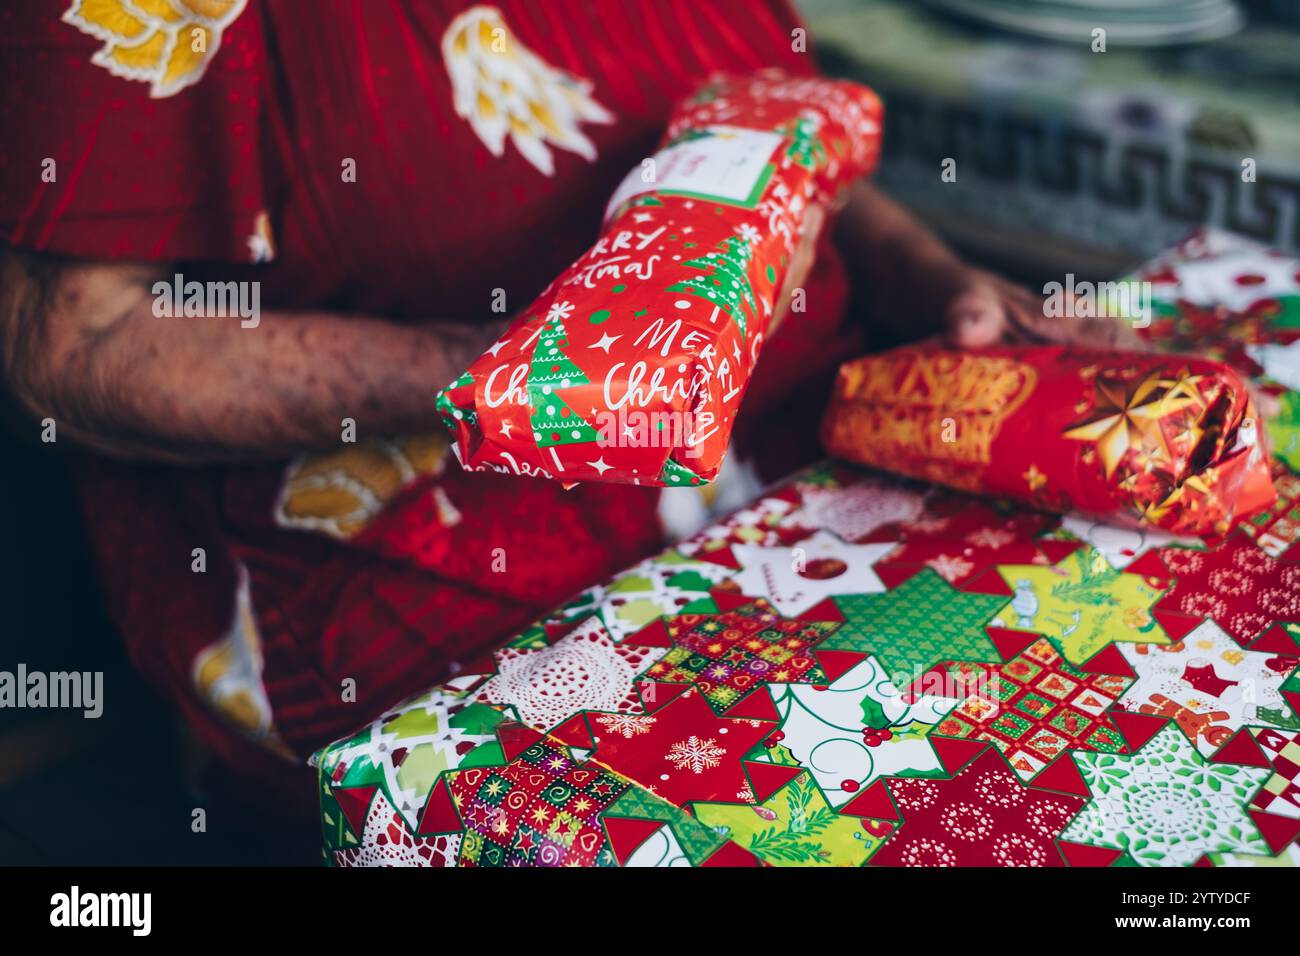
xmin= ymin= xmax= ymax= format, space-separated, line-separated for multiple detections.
xmin=1126 ymin=228 xmax=1300 ymax=471
xmin=820 ymin=344 xmax=1276 ymax=536
xmin=314 ymin=232 xmax=1300 ymax=868
xmin=313 ymin=460 xmax=1300 ymax=868
xmin=436 ymin=71 xmax=882 ymax=488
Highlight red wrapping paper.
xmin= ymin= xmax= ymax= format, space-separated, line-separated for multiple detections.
xmin=436 ymin=71 xmax=882 ymax=487
xmin=820 ymin=344 xmax=1277 ymax=536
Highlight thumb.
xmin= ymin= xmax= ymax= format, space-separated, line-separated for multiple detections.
xmin=944 ymin=286 xmax=1007 ymax=347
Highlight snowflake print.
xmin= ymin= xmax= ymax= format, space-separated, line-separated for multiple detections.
xmin=737 ymin=223 xmax=762 ymax=245
xmin=966 ymin=527 xmax=1015 ymax=549
xmin=1024 ymin=798 xmax=1077 ymax=837
xmin=1207 ymin=568 xmax=1251 ymax=597
xmin=973 ymin=770 xmax=1027 ymax=809
xmin=1230 ymin=610 xmax=1270 ymax=638
xmin=546 ymin=300 xmax=575 ymax=323
xmin=1232 ymin=546 xmax=1274 ymax=575
xmin=940 ymin=803 xmax=994 ymax=842
xmin=927 ymin=554 xmax=975 ymax=583
xmin=990 ymin=833 xmax=1051 ymax=867
xmin=1259 ymin=586 xmax=1300 ymax=617
xmin=1161 ymin=549 xmax=1204 ymax=574
xmin=788 ymin=481 xmax=924 ymax=541
xmin=906 ymin=514 xmax=952 ymax=535
xmin=1179 ymin=592 xmax=1227 ymax=619
xmin=898 ymin=837 xmax=957 ymax=867
xmin=665 ymin=736 xmax=726 ymax=774
xmin=890 ymin=778 xmax=940 ymax=810
xmin=594 ymin=713 xmax=657 ymax=739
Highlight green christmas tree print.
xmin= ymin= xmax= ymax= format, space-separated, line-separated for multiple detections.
xmin=435 ymin=369 xmax=477 ymax=428
xmin=667 ymin=234 xmax=759 ymax=340
xmin=528 ymin=311 xmax=601 ymax=449
xmin=659 ymin=457 xmax=705 ymax=486
xmin=782 ymin=115 xmax=827 ymax=172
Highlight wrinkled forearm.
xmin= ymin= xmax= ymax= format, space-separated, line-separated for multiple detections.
xmin=0 ymin=249 xmax=497 ymax=463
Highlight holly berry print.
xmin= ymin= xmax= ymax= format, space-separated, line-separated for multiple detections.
xmin=313 ymin=454 xmax=1300 ymax=867
xmin=318 ymin=233 xmax=1300 ymax=867
xmin=437 ymin=71 xmax=883 ymax=486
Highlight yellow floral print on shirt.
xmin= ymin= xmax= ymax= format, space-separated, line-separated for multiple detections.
xmin=192 ymin=564 xmax=291 ymax=758
xmin=63 ymin=0 xmax=248 ymax=98
xmin=443 ymin=5 xmax=615 ymax=176
xmin=274 ymin=434 xmax=460 ymax=541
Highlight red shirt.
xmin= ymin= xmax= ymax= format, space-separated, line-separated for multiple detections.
xmin=1 ymin=0 xmax=860 ymax=762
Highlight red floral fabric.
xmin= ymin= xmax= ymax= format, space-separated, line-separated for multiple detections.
xmin=1 ymin=0 xmax=854 ymax=764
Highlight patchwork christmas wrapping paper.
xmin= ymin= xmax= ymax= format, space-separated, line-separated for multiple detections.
xmin=313 ymin=463 xmax=1300 ymax=867
xmin=313 ymin=231 xmax=1300 ymax=867
xmin=1128 ymin=229 xmax=1300 ymax=472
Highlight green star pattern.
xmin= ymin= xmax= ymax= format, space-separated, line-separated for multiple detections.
xmin=825 ymin=569 xmax=1007 ymax=685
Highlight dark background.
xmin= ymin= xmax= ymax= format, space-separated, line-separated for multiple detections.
xmin=0 ymin=440 xmax=318 ymax=865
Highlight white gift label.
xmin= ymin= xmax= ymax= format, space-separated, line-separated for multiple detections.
xmin=603 ymin=126 xmax=782 ymax=223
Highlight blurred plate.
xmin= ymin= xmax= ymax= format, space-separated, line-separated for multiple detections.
xmin=920 ymin=0 xmax=1244 ymax=46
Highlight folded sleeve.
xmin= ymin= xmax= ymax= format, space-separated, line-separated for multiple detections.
xmin=0 ymin=0 xmax=273 ymax=264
